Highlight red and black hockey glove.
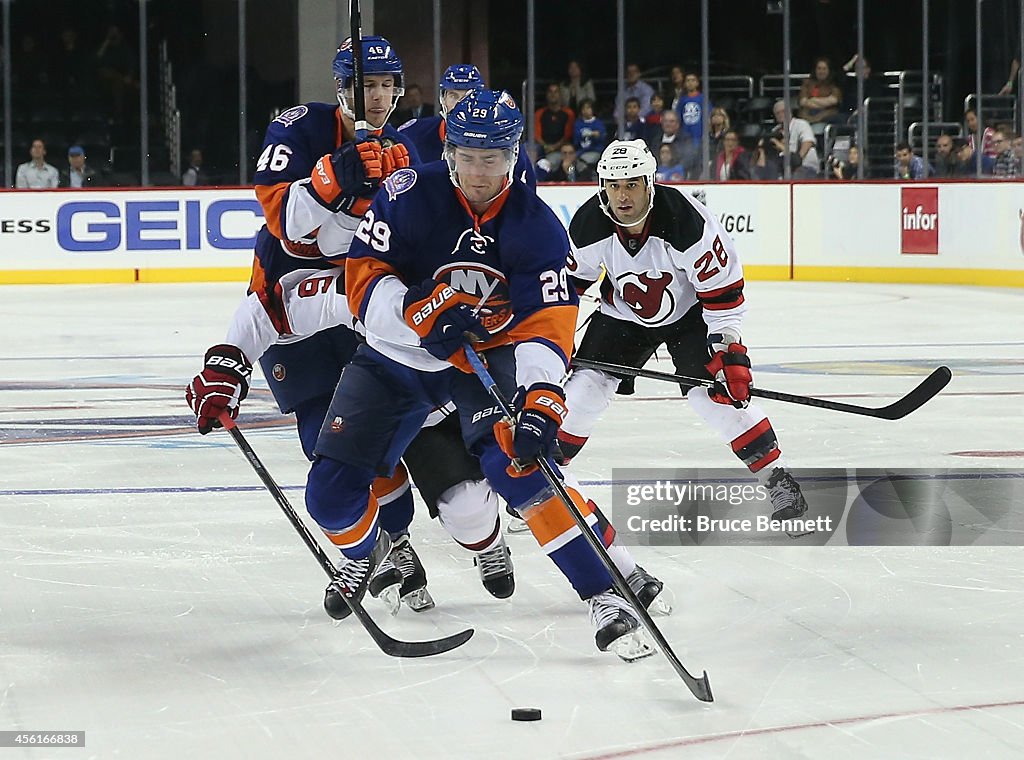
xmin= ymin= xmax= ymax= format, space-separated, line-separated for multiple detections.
xmin=402 ymin=280 xmax=489 ymax=372
xmin=307 ymin=140 xmax=383 ymax=216
xmin=493 ymin=383 xmax=568 ymax=477
xmin=705 ymin=333 xmax=752 ymax=408
xmin=381 ymin=142 xmax=411 ymax=178
xmin=185 ymin=344 xmax=252 ymax=434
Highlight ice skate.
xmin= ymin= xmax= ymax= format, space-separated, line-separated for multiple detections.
xmin=389 ymin=534 xmax=435 ymax=612
xmin=588 ymin=589 xmax=656 ymax=662
xmin=765 ymin=467 xmax=813 ymax=537
xmin=505 ymin=503 xmax=530 ymax=534
xmin=626 ymin=564 xmax=672 ymax=615
xmin=474 ymin=538 xmax=515 ymax=599
xmin=323 ymin=532 xmax=404 ymax=620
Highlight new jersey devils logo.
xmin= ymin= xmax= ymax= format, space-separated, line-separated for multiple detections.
xmin=616 ymin=270 xmax=675 ymax=325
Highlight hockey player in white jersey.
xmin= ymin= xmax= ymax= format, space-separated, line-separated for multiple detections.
xmin=556 ymin=139 xmax=810 ymax=530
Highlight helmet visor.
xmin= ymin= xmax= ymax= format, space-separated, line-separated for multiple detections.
xmin=444 ymin=144 xmax=517 ymax=177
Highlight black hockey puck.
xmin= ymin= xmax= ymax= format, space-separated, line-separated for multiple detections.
xmin=511 ymin=707 xmax=542 ymax=722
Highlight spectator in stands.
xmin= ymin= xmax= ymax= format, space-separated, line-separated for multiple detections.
xmin=546 ymin=144 xmax=593 ymax=183
xmin=646 ymin=93 xmax=664 ymax=129
xmin=667 ymin=65 xmax=686 ymax=111
xmin=799 ymin=57 xmax=842 ymax=124
xmin=614 ymin=63 xmax=655 ymax=121
xmin=895 ymin=142 xmax=927 ymax=180
xmin=54 ymin=26 xmax=94 ymax=92
xmin=96 ymin=24 xmax=138 ymax=122
xmin=16 ymin=33 xmax=49 ymax=89
xmin=675 ymin=71 xmax=707 ymax=142
xmin=573 ymin=98 xmax=606 ymax=166
xmin=771 ymin=100 xmax=819 ymax=178
xmin=714 ymin=129 xmax=748 ymax=181
xmin=993 ymin=130 xmax=1021 ymax=178
xmin=964 ymin=108 xmax=998 ymax=158
xmin=621 ymin=96 xmax=645 ymax=141
xmin=643 ymin=93 xmax=665 ymax=146
xmin=840 ymin=54 xmax=887 ymax=110
xmin=181 ymin=148 xmax=208 ymax=186
xmin=535 ymin=82 xmax=575 ymax=164
xmin=59 ymin=145 xmax=101 ymax=188
xmin=952 ymin=138 xmax=994 ymax=176
xmin=391 ymin=84 xmax=432 ymax=124
xmin=655 ymin=144 xmax=686 ymax=182
xmin=708 ymin=107 xmax=730 ymax=159
xmin=15 ymin=139 xmax=59 ymax=189
xmin=648 ymin=109 xmax=700 ymax=180
xmin=932 ymin=133 xmax=958 ymax=178
xmin=826 ymin=145 xmax=859 ymax=180
xmin=742 ymin=136 xmax=783 ymax=180
xmin=559 ymin=60 xmax=595 ymax=114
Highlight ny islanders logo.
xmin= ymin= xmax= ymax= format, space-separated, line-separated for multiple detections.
xmin=616 ymin=270 xmax=676 ymax=325
xmin=435 ymin=227 xmax=511 ymax=333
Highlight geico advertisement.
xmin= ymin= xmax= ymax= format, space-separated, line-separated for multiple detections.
xmin=0 ymin=184 xmax=789 ymax=268
xmin=0 ymin=189 xmax=263 ymax=264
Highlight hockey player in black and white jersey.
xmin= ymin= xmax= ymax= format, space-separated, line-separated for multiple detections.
xmin=554 ymin=139 xmax=810 ymax=530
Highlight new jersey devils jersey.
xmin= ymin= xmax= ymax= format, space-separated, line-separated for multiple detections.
xmin=345 ymin=162 xmax=577 ymax=385
xmin=567 ymin=185 xmax=746 ymax=336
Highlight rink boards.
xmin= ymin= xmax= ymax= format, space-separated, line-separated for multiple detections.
xmin=0 ymin=181 xmax=1020 ymax=286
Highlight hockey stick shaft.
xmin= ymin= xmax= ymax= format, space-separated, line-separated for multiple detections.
xmin=463 ymin=347 xmax=713 ymax=702
xmin=348 ymin=0 xmax=369 ymax=139
xmin=572 ymin=358 xmax=951 ymax=420
xmin=216 ymin=412 xmax=473 ymax=657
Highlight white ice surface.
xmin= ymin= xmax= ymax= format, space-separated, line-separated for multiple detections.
xmin=1 ymin=281 xmax=1023 ymax=759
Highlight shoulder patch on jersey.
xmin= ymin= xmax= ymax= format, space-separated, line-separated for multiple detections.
xmin=397 ymin=118 xmax=416 ymax=131
xmin=384 ymin=168 xmax=418 ymax=201
xmin=273 ymin=105 xmax=309 ymax=127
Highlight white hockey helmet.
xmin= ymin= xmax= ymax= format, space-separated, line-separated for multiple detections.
xmin=596 ymin=139 xmax=657 ymax=227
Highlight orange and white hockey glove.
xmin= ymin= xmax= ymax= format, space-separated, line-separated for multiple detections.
xmin=307 ymin=140 xmax=383 ymax=215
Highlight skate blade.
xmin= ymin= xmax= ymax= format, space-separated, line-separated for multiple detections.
xmin=650 ymin=595 xmax=673 ymax=616
xmin=607 ymin=630 xmax=657 ymax=663
xmin=402 ymin=587 xmax=436 ymax=613
xmin=375 ymin=584 xmax=402 ymax=617
xmin=506 ymin=517 xmax=531 ymax=534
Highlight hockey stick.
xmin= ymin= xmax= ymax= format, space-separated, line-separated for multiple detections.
xmin=348 ymin=0 xmax=369 ymax=139
xmin=216 ymin=412 xmax=474 ymax=658
xmin=462 ymin=346 xmax=713 ymax=703
xmin=572 ymin=358 xmax=952 ymax=421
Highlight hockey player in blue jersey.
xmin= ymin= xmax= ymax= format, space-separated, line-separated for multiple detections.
xmin=294 ymin=90 xmax=669 ymax=660
xmin=399 ymin=64 xmax=537 ymax=190
xmin=186 ymin=38 xmax=516 ymax=618
xmin=397 ymin=64 xmax=485 ymax=161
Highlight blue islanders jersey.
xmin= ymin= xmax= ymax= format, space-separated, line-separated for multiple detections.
xmin=345 ymin=162 xmax=577 ymax=381
xmin=399 ymin=115 xmax=537 ymax=189
xmin=249 ymin=102 xmax=421 ymax=296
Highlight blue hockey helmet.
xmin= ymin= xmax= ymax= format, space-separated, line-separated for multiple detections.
xmin=332 ymin=36 xmax=405 ymax=123
xmin=444 ymin=90 xmax=523 ymax=194
xmin=445 ymin=89 xmax=523 ymax=150
xmin=437 ymin=64 xmax=485 ymax=117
